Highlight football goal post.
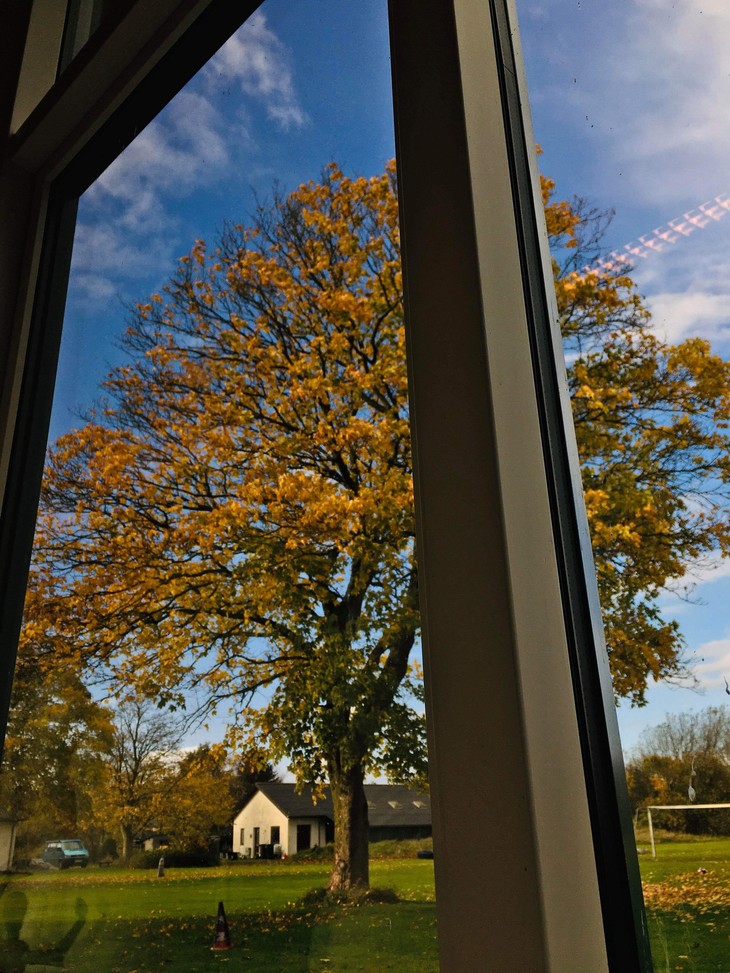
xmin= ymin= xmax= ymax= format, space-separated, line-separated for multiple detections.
xmin=640 ymin=804 xmax=730 ymax=858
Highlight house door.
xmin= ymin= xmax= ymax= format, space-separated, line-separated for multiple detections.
xmin=253 ymin=827 xmax=260 ymax=857
xmin=296 ymin=824 xmax=311 ymax=852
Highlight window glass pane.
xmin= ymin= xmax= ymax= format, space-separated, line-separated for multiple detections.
xmin=13 ymin=0 xmax=119 ymax=130
xmin=1 ymin=2 xmax=437 ymax=969
xmin=517 ymin=1 xmax=730 ymax=967
xmin=57 ymin=0 xmax=108 ymax=75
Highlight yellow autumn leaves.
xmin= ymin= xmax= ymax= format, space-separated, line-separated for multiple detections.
xmin=644 ymin=870 xmax=730 ymax=916
xmin=24 ymin=158 xmax=730 ymax=751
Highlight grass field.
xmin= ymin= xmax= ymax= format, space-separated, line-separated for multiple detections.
xmin=0 ymin=858 xmax=437 ymax=973
xmin=5 ymin=836 xmax=730 ymax=972
xmin=637 ymin=832 xmax=730 ymax=972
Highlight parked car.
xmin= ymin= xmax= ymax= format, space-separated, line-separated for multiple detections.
xmin=42 ymin=839 xmax=90 ymax=869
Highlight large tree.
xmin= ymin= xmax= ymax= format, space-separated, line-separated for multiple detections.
xmin=23 ymin=161 xmax=730 ymax=885
xmin=33 ymin=163 xmax=417 ymax=889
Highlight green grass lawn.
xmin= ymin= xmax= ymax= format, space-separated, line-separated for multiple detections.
xmin=7 ymin=836 xmax=730 ymax=973
xmin=0 ymin=859 xmax=437 ymax=973
xmin=638 ymin=834 xmax=730 ymax=972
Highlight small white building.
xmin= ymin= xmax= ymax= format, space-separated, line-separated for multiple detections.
xmin=0 ymin=809 xmax=17 ymax=871
xmin=232 ymin=782 xmax=431 ymax=858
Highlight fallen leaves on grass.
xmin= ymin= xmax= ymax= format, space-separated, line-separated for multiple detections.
xmin=643 ymin=871 xmax=730 ymax=915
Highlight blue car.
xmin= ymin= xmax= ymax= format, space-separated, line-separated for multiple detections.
xmin=42 ymin=839 xmax=90 ymax=869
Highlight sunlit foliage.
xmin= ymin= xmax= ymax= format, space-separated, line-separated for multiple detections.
xmin=30 ymin=163 xmax=417 ymax=889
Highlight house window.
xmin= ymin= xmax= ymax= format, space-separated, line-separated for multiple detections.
xmin=270 ymin=826 xmax=280 ymax=845
xmin=296 ymin=824 xmax=311 ymax=853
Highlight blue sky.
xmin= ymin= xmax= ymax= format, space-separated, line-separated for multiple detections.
xmin=54 ymin=0 xmax=394 ymax=442
xmin=52 ymin=0 xmax=730 ymax=756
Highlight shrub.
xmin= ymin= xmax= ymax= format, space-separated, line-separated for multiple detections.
xmin=289 ymin=843 xmax=334 ymax=862
xmin=129 ymin=844 xmax=219 ymax=869
xmin=290 ymin=838 xmax=433 ymax=863
xmin=300 ymin=886 xmax=400 ymax=907
xmin=369 ymin=838 xmax=433 ymax=859
xmin=100 ymin=837 xmax=118 ymax=860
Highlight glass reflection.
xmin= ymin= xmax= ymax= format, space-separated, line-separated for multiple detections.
xmin=517 ymin=0 xmax=730 ymax=968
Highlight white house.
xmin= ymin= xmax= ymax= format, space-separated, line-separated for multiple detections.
xmin=232 ymin=783 xmax=431 ymax=858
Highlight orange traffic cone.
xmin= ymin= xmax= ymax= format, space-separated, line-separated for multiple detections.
xmin=211 ymin=901 xmax=232 ymax=951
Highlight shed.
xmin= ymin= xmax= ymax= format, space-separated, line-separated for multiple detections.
xmin=0 ymin=808 xmax=17 ymax=871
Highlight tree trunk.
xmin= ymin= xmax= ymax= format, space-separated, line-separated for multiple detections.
xmin=327 ymin=763 xmax=369 ymax=890
xmin=120 ymin=822 xmax=135 ymax=862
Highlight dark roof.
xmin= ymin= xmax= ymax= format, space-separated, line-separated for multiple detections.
xmin=250 ymin=782 xmax=431 ymax=828
xmin=364 ymin=783 xmax=431 ymax=828
xmin=255 ymin=782 xmax=334 ymax=819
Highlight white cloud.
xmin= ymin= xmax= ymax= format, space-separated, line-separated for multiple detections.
xmin=71 ymin=13 xmax=306 ymax=306
xmin=689 ymin=639 xmax=730 ymax=691
xmin=70 ymin=273 xmax=117 ymax=303
xmin=88 ymin=90 xmax=231 ymax=221
xmin=647 ymin=290 xmax=730 ymax=343
xmin=659 ymin=555 xmax=730 ymax=609
xmin=72 ymin=222 xmax=172 ymax=277
xmin=206 ymin=12 xmax=307 ymax=130
xmin=604 ymin=2 xmax=730 ymax=206
xmin=72 ymin=89 xmax=234 ymax=300
xmin=69 ymin=203 xmax=180 ymax=307
xmin=529 ymin=0 xmax=730 ymax=212
xmin=687 ymin=554 xmax=730 ymax=586
xmin=628 ymin=217 xmax=730 ymax=352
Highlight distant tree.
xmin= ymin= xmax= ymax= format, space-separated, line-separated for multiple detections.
xmin=228 ymin=757 xmax=279 ymax=811
xmin=626 ymin=707 xmax=730 ymax=833
xmin=92 ymin=700 xmax=185 ymax=861
xmin=158 ymin=744 xmax=236 ymax=850
xmin=635 ymin=706 xmax=730 ymax=761
xmin=0 ymin=578 xmax=113 ymax=855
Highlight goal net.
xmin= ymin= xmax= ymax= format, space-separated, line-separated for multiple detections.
xmin=640 ymin=803 xmax=730 ymax=858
